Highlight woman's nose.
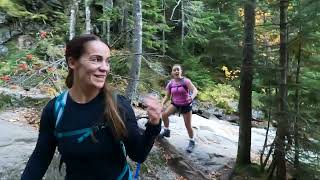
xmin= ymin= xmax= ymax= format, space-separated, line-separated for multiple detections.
xmin=99 ymin=61 xmax=109 ymax=71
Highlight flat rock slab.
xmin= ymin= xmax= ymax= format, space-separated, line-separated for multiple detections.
xmin=163 ymin=114 xmax=275 ymax=175
xmin=0 ymin=117 xmax=37 ymax=177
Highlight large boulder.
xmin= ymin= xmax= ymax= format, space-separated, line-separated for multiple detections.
xmin=0 ymin=12 xmax=7 ymax=24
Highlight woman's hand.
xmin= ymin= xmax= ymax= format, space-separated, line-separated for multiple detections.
xmin=143 ymin=95 xmax=162 ymax=125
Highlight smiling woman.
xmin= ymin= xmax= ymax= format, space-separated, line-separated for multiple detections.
xmin=21 ymin=34 xmax=162 ymax=180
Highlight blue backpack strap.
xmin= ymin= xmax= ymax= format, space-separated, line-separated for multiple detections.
xmin=53 ymin=90 xmax=95 ymax=143
xmin=117 ymin=141 xmax=134 ymax=180
xmin=54 ymin=91 xmax=68 ymax=128
xmin=133 ymin=163 xmax=141 ymax=180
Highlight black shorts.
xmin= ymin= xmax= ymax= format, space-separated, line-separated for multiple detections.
xmin=172 ymin=102 xmax=192 ymax=114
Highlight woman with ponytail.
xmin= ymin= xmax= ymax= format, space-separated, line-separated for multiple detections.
xmin=21 ymin=34 xmax=162 ymax=180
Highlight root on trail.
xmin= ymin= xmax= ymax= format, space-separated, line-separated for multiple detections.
xmin=156 ymin=138 xmax=210 ymax=180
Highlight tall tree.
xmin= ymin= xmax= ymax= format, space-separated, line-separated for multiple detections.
xmin=102 ymin=0 xmax=113 ymax=44
xmin=69 ymin=0 xmax=80 ymax=40
xmin=162 ymin=0 xmax=166 ymax=55
xmin=181 ymin=0 xmax=185 ymax=50
xmin=236 ymin=0 xmax=256 ymax=166
xmin=125 ymin=0 xmax=142 ymax=101
xmin=274 ymin=0 xmax=289 ymax=179
xmin=85 ymin=0 xmax=92 ymax=34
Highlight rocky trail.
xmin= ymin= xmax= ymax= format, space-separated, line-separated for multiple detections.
xmin=0 ymin=87 xmax=275 ymax=180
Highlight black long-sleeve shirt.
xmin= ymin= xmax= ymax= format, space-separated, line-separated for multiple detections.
xmin=21 ymin=92 xmax=161 ymax=180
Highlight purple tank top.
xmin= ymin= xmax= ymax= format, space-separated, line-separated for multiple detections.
xmin=166 ymin=78 xmax=191 ymax=105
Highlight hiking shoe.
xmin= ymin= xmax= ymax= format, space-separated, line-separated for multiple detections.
xmin=186 ymin=140 xmax=195 ymax=153
xmin=159 ymin=129 xmax=170 ymax=138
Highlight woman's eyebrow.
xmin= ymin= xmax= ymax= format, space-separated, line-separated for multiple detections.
xmin=90 ymin=55 xmax=103 ymax=58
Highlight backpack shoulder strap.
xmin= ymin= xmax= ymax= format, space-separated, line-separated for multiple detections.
xmin=54 ymin=91 xmax=68 ymax=128
xmin=167 ymin=79 xmax=173 ymax=90
xmin=180 ymin=78 xmax=189 ymax=92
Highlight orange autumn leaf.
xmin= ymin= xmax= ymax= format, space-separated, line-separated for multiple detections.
xmin=0 ymin=75 xmax=10 ymax=81
xmin=47 ymin=67 xmax=56 ymax=72
xmin=18 ymin=63 xmax=28 ymax=70
xmin=26 ymin=54 xmax=33 ymax=60
xmin=40 ymin=31 xmax=47 ymax=39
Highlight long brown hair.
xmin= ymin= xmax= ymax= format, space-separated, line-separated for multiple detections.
xmin=65 ymin=34 xmax=127 ymax=139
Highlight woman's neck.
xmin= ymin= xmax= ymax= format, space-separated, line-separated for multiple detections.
xmin=69 ymin=84 xmax=101 ymax=104
xmin=174 ymin=76 xmax=183 ymax=81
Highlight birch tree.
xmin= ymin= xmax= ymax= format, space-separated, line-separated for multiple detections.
xmin=85 ymin=0 xmax=91 ymax=34
xmin=236 ymin=0 xmax=255 ymax=166
xmin=181 ymin=0 xmax=184 ymax=50
xmin=162 ymin=0 xmax=166 ymax=55
xmin=69 ymin=0 xmax=80 ymax=40
xmin=125 ymin=0 xmax=142 ymax=101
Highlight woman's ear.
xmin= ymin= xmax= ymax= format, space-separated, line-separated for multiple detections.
xmin=68 ymin=57 xmax=77 ymax=70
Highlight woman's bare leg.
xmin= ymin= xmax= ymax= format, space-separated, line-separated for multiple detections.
xmin=162 ymin=104 xmax=176 ymax=128
xmin=182 ymin=111 xmax=194 ymax=139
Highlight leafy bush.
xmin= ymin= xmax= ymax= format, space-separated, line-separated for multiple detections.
xmin=198 ymin=83 xmax=239 ymax=114
xmin=252 ymin=91 xmax=264 ymax=109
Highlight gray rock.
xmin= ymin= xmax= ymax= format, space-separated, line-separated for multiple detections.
xmin=17 ymin=35 xmax=34 ymax=49
xmin=0 ymin=44 xmax=8 ymax=56
xmin=0 ymin=118 xmax=37 ymax=176
xmin=0 ymin=27 xmax=11 ymax=44
xmin=0 ymin=12 xmax=7 ymax=24
xmin=162 ymin=114 xmax=276 ymax=176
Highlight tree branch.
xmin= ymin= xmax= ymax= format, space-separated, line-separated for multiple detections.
xmin=170 ymin=0 xmax=182 ymax=20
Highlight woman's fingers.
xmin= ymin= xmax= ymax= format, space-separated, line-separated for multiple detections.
xmin=143 ymin=95 xmax=162 ymax=125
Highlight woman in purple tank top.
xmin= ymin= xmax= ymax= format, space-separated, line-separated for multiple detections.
xmin=160 ymin=64 xmax=198 ymax=153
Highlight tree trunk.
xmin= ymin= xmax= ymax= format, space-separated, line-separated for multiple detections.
xmin=69 ymin=0 xmax=79 ymax=40
xmin=85 ymin=0 xmax=91 ymax=34
xmin=162 ymin=0 xmax=166 ymax=55
xmin=181 ymin=0 xmax=184 ymax=54
xmin=294 ymin=30 xmax=302 ymax=172
xmin=122 ymin=1 xmax=130 ymax=48
xmin=260 ymin=82 xmax=272 ymax=170
xmin=102 ymin=1 xmax=107 ymax=36
xmin=125 ymin=0 xmax=142 ymax=101
xmin=157 ymin=138 xmax=209 ymax=179
xmin=274 ymin=0 xmax=289 ymax=179
xmin=102 ymin=0 xmax=113 ymax=44
xmin=236 ymin=0 xmax=255 ymax=166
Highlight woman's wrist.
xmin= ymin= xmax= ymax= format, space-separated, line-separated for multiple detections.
xmin=147 ymin=118 xmax=161 ymax=126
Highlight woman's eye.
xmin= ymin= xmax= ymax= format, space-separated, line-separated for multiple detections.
xmin=90 ymin=56 xmax=102 ymax=62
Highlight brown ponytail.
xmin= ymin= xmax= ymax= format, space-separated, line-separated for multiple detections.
xmin=65 ymin=69 xmax=74 ymax=88
xmin=103 ymin=83 xmax=127 ymax=139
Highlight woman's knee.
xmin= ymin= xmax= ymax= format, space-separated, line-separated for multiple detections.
xmin=162 ymin=112 xmax=169 ymax=119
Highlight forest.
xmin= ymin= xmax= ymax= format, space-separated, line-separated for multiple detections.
xmin=0 ymin=0 xmax=319 ymax=179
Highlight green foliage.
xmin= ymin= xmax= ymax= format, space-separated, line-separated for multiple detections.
xmin=0 ymin=93 xmax=12 ymax=110
xmin=234 ymin=163 xmax=267 ymax=179
xmin=0 ymin=0 xmax=32 ymax=17
xmin=0 ymin=0 xmax=50 ymax=20
xmin=142 ymin=0 xmax=171 ymax=51
xmin=198 ymin=84 xmax=239 ymax=114
xmin=179 ymin=56 xmax=214 ymax=87
xmin=252 ymin=91 xmax=264 ymax=110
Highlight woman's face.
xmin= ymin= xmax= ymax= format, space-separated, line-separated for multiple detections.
xmin=171 ymin=65 xmax=182 ymax=79
xmin=69 ymin=40 xmax=110 ymax=90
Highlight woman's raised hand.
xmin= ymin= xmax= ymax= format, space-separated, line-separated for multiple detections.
xmin=143 ymin=95 xmax=162 ymax=125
